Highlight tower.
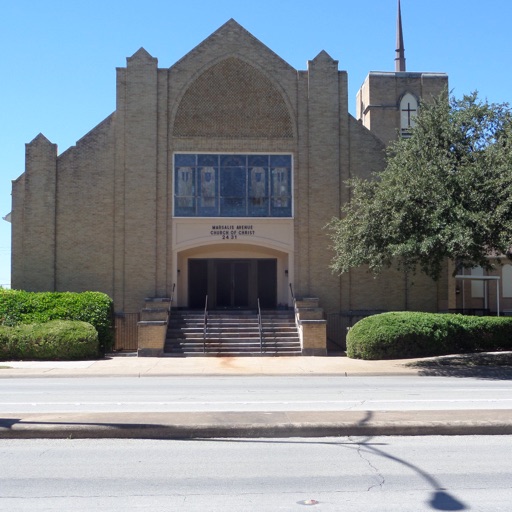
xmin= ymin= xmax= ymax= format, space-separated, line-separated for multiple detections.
xmin=356 ymin=0 xmax=448 ymax=145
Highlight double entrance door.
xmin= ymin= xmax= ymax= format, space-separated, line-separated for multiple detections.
xmin=188 ymin=258 xmax=277 ymax=310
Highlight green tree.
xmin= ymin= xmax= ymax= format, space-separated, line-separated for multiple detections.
xmin=328 ymin=90 xmax=512 ymax=281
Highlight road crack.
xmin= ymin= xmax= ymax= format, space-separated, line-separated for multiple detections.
xmin=351 ymin=439 xmax=385 ymax=491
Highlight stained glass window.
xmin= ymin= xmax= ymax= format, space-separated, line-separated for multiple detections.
xmin=174 ymin=154 xmax=292 ymax=217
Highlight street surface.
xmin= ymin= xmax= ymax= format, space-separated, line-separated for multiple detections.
xmin=1 ymin=436 xmax=511 ymax=511
xmin=1 ymin=375 xmax=511 ymax=413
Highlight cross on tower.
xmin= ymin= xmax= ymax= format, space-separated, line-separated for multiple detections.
xmin=402 ymin=102 xmax=417 ymax=128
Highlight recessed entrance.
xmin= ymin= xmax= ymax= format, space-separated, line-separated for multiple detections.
xmin=216 ymin=260 xmax=250 ymax=308
xmin=188 ymin=258 xmax=277 ymax=309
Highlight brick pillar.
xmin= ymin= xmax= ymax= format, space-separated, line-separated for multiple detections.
xmin=115 ymin=48 xmax=159 ymax=312
xmin=305 ymin=51 xmax=341 ymax=311
xmin=18 ymin=134 xmax=57 ymax=291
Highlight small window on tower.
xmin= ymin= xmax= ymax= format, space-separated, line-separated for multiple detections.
xmin=400 ymin=93 xmax=418 ymax=138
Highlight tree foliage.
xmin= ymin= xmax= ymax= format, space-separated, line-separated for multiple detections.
xmin=328 ymin=91 xmax=512 ymax=281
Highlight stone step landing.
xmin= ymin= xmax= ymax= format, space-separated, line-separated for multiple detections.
xmin=164 ymin=309 xmax=301 ymax=356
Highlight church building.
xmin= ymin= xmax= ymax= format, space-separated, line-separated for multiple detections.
xmin=8 ymin=4 xmax=451 ymax=355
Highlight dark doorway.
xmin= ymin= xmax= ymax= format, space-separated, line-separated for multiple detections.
xmin=258 ymin=259 xmax=277 ymax=308
xmin=216 ymin=260 xmax=250 ymax=308
xmin=188 ymin=259 xmax=208 ymax=309
xmin=188 ymin=258 xmax=277 ymax=310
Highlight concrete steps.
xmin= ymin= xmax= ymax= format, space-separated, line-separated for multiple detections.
xmin=164 ymin=310 xmax=301 ymax=356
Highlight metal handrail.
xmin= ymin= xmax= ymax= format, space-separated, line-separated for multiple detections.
xmin=167 ymin=283 xmax=176 ymax=325
xmin=257 ymin=298 xmax=263 ymax=354
xmin=203 ymin=295 xmax=208 ymax=354
xmin=289 ymin=283 xmax=300 ymax=327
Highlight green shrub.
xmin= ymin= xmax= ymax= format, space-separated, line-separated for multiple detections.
xmin=0 ymin=290 xmax=113 ymax=353
xmin=346 ymin=312 xmax=512 ymax=360
xmin=0 ymin=320 xmax=99 ymax=360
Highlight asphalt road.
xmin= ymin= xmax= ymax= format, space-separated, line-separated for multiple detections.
xmin=1 ymin=436 xmax=511 ymax=511
xmin=1 ymin=375 xmax=511 ymax=413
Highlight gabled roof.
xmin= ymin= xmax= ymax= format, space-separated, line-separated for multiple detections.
xmin=127 ymin=47 xmax=158 ymax=65
xmin=28 ymin=133 xmax=54 ymax=146
xmin=171 ymin=18 xmax=296 ymax=73
xmin=310 ymin=50 xmax=338 ymax=65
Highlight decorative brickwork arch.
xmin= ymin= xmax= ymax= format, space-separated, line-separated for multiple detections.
xmin=172 ymin=57 xmax=293 ymax=139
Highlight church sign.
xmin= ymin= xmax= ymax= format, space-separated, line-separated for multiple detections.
xmin=210 ymin=225 xmax=256 ymax=239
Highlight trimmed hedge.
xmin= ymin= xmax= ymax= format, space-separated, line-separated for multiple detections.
xmin=0 ymin=290 xmax=114 ymax=354
xmin=0 ymin=320 xmax=99 ymax=360
xmin=346 ymin=312 xmax=512 ymax=360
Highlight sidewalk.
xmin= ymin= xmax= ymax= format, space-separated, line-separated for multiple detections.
xmin=0 ymin=354 xmax=426 ymax=378
xmin=1 ymin=354 xmax=512 ymax=439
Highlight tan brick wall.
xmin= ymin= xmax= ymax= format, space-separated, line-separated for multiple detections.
xmin=300 ymin=321 xmax=327 ymax=356
xmin=10 ymin=174 xmax=25 ymax=289
xmin=357 ymin=72 xmax=448 ymax=145
xmin=10 ymin=20 xmax=449 ymax=326
xmin=345 ymin=266 xmax=438 ymax=314
xmin=173 ymin=57 xmax=293 ymax=139
xmin=113 ymin=67 xmax=127 ymax=311
xmin=121 ymin=49 xmax=159 ymax=312
xmin=13 ymin=135 xmax=57 ymax=291
xmin=350 ymin=70 xmax=448 ymax=313
xmin=55 ymin=115 xmax=115 ymax=295
xmin=295 ymin=52 xmax=342 ymax=311
xmin=156 ymin=70 xmax=169 ymax=298
xmin=137 ymin=321 xmax=166 ymax=356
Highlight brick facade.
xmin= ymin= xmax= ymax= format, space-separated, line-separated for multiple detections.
xmin=10 ymin=19 xmax=450 ymax=324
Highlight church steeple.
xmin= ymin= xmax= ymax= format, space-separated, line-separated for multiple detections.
xmin=395 ymin=0 xmax=406 ymax=72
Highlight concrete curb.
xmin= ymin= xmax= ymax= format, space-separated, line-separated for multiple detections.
xmin=0 ymin=370 xmax=421 ymax=379
xmin=2 ymin=410 xmax=512 ymax=439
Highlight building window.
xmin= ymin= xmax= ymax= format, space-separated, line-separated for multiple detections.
xmin=503 ymin=264 xmax=512 ymax=298
xmin=471 ymin=266 xmax=484 ymax=298
xmin=174 ymin=154 xmax=292 ymax=217
xmin=400 ymin=93 xmax=418 ymax=138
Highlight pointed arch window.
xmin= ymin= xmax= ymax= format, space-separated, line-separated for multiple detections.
xmin=400 ymin=93 xmax=418 ymax=137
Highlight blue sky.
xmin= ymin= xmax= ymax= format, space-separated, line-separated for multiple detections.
xmin=1 ymin=0 xmax=511 ymax=288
